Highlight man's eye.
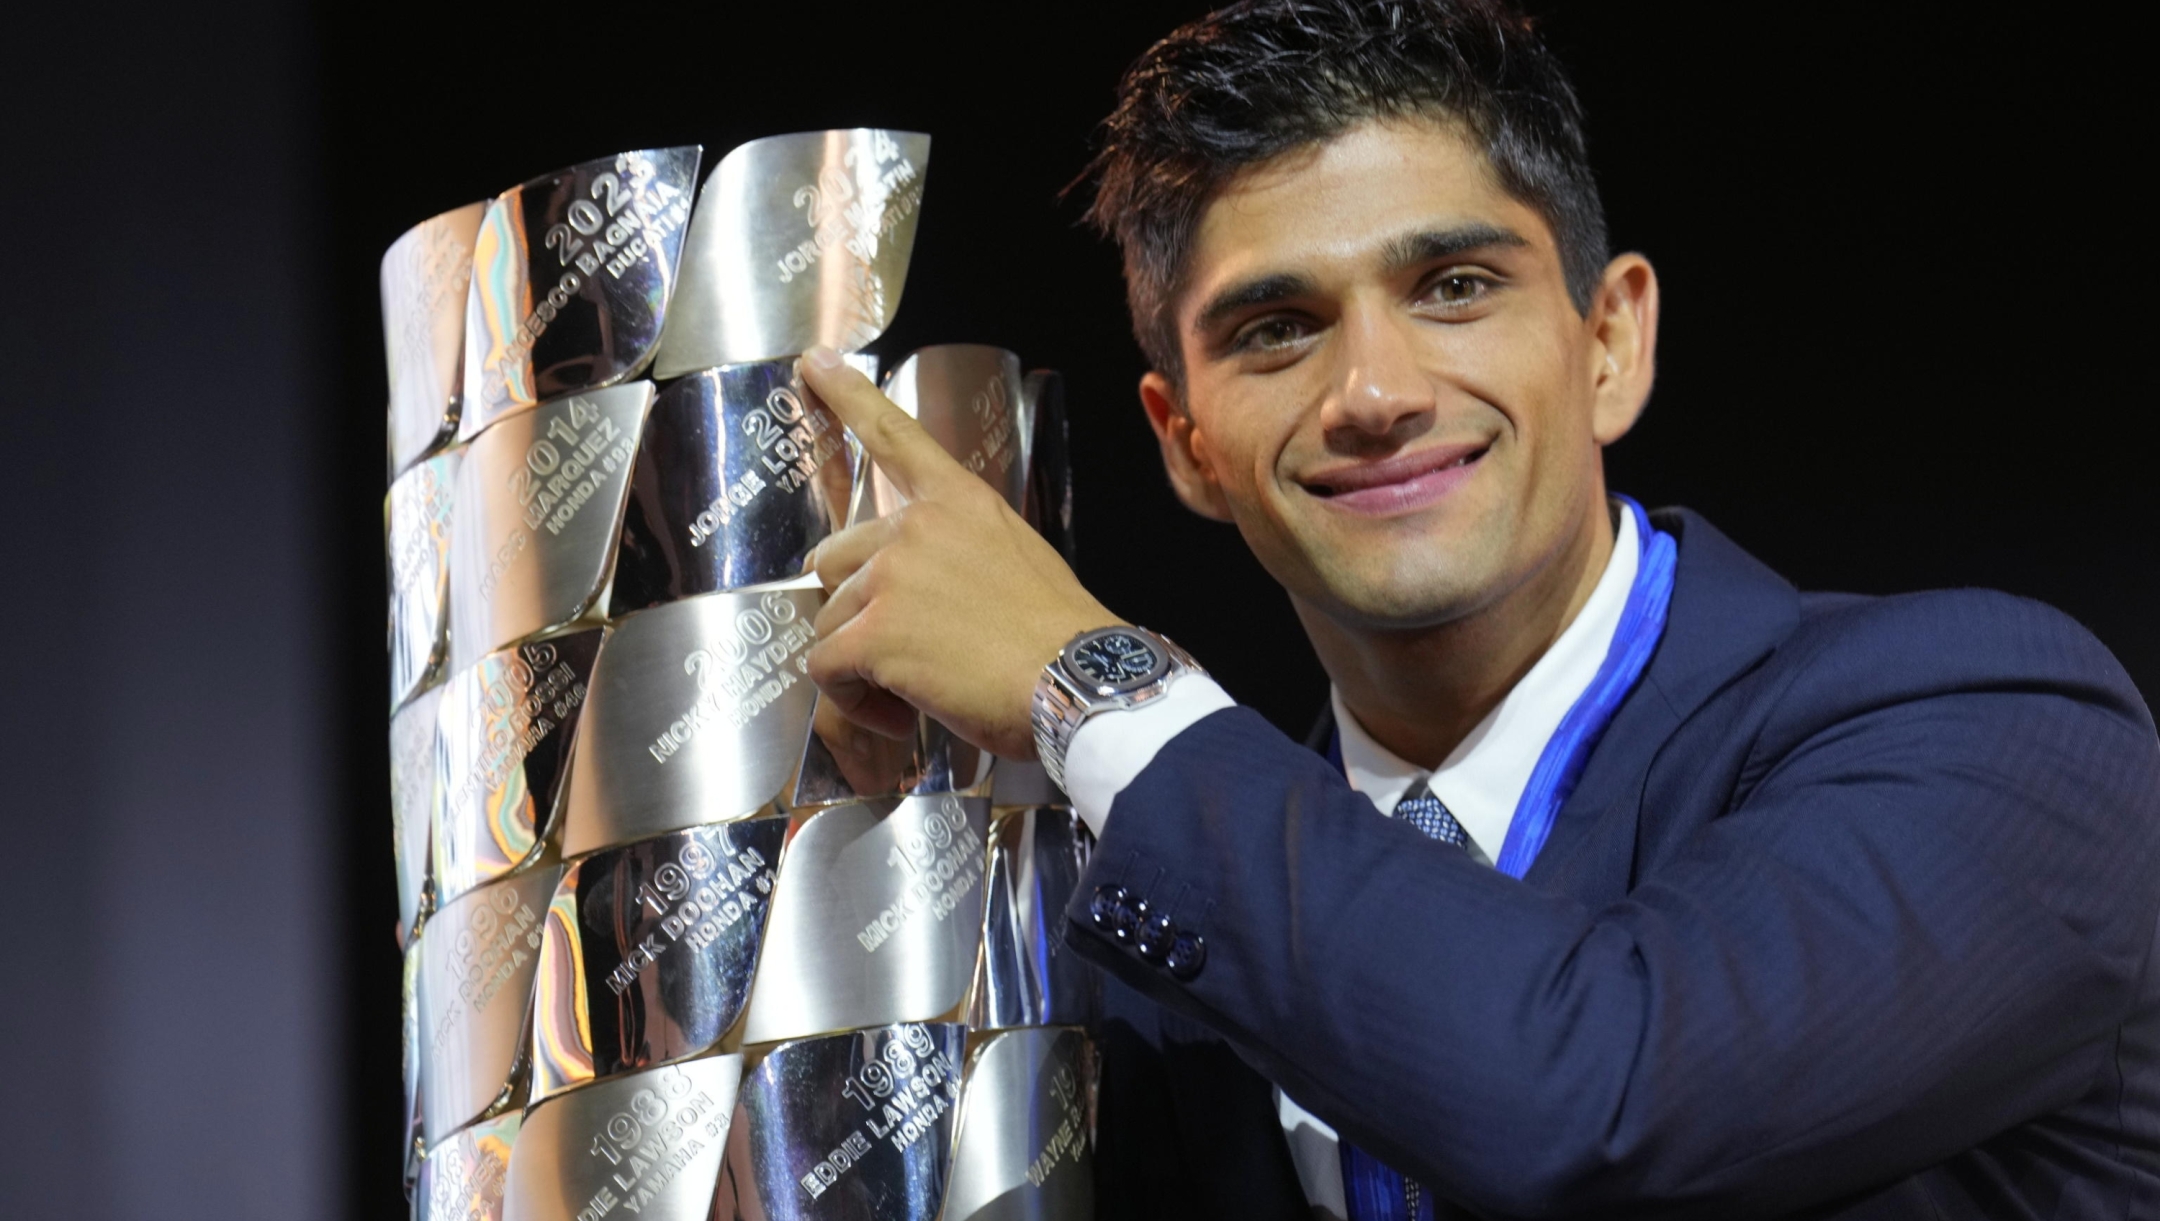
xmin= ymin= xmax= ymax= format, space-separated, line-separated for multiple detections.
xmin=1430 ymin=273 xmax=1489 ymax=305
xmin=1233 ymin=317 xmax=1309 ymax=352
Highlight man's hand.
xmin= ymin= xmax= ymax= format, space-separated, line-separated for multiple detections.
xmin=798 ymin=347 xmax=1119 ymax=759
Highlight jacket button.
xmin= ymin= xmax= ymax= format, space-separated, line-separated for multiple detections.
xmin=1114 ymin=893 xmax=1150 ymax=945
xmin=1135 ymin=910 xmax=1177 ymax=965
xmin=1089 ymin=884 xmax=1126 ymax=931
xmin=1165 ymin=931 xmax=1206 ymax=980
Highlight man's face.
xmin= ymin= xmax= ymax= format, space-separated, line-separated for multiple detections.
xmin=1152 ymin=118 xmax=1640 ymax=632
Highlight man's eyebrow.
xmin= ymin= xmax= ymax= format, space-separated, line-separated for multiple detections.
xmin=1380 ymin=224 xmax=1531 ymax=275
xmin=1191 ymin=272 xmax=1317 ymax=338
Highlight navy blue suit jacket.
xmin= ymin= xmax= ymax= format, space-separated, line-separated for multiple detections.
xmin=1064 ymin=509 xmax=2160 ymax=1219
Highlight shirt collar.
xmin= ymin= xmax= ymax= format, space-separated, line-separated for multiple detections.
xmin=1333 ymin=504 xmax=1639 ymax=865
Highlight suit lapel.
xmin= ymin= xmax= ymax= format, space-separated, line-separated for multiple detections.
xmin=1521 ymin=508 xmax=1800 ymax=900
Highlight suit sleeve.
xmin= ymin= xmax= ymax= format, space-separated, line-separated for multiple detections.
xmin=1062 ymin=594 xmax=2160 ymax=1218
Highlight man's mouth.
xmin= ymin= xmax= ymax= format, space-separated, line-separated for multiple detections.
xmin=1300 ymin=442 xmax=1490 ymax=515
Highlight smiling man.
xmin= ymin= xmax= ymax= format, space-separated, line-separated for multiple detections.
xmin=795 ymin=2 xmax=2160 ymax=1218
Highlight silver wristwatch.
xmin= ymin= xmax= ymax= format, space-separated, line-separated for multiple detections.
xmin=1031 ymin=625 xmax=1204 ymax=792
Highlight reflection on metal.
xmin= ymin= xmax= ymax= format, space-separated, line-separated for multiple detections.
xmin=941 ymin=1028 xmax=1095 ymax=1221
xmin=433 ymin=630 xmax=605 ymax=905
xmin=561 ymin=584 xmax=822 ymax=857
xmin=384 ymin=201 xmax=484 ymax=475
xmin=986 ymin=760 xmax=1059 ymax=811
xmin=717 ymin=1023 xmax=966 ymax=1220
xmin=420 ymin=861 xmax=564 ymax=1143
xmin=417 ymin=1111 xmax=519 ymax=1221
xmin=796 ymin=345 xmax=1026 ymax=805
xmin=389 ymin=448 xmax=461 ymax=708
xmin=1018 ymin=370 xmax=1073 ymax=565
xmin=657 ymin=130 xmax=930 ymax=376
xmin=448 ymin=382 xmax=652 ymax=673
xmin=531 ymin=818 xmax=789 ymax=1101
xmin=404 ymin=942 xmax=426 ymax=1188
xmin=742 ymin=797 xmax=989 ymax=1046
xmin=393 ymin=684 xmax=444 ymax=945
xmin=505 ymin=1055 xmax=742 ymax=1221
xmin=970 ymin=810 xmax=1096 ymax=1032
xmin=462 ymin=148 xmax=700 ymax=437
xmin=609 ymin=358 xmax=861 ymax=616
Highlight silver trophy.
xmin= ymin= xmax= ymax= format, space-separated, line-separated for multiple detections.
xmin=384 ymin=201 xmax=484 ymax=475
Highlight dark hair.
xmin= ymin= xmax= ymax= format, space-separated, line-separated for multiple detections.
xmin=1082 ymin=0 xmax=1608 ymax=384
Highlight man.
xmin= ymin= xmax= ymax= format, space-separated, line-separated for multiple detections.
xmin=794 ymin=1 xmax=2160 ymax=1216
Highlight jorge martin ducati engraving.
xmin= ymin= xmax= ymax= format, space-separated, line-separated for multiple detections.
xmin=448 ymin=381 xmax=652 ymax=672
xmin=384 ymin=200 xmax=484 ymax=474
xmin=463 ymin=148 xmax=700 ymax=437
xmin=656 ymin=130 xmax=929 ymax=375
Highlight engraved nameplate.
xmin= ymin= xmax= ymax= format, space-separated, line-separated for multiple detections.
xmin=418 ymin=1111 xmax=519 ymax=1221
xmin=532 ymin=817 xmax=788 ymax=1101
xmin=561 ymin=585 xmax=822 ymax=858
xmin=433 ymin=629 xmax=604 ymax=905
xmin=656 ymin=130 xmax=929 ymax=376
xmin=941 ymin=1027 xmax=1096 ymax=1221
xmin=741 ymin=796 xmax=988 ymax=1046
xmin=970 ymin=807 xmax=1097 ymax=1032
xmin=448 ymin=382 xmax=651 ymax=673
xmin=506 ymin=1056 xmax=743 ymax=1221
xmin=384 ymin=201 xmax=483 ymax=474
xmin=717 ymin=1023 xmax=965 ymax=1220
xmin=463 ymin=147 xmax=699 ymax=437
xmin=389 ymin=448 xmax=461 ymax=709
xmin=609 ymin=358 xmax=859 ymax=616
xmin=420 ymin=861 xmax=563 ymax=1143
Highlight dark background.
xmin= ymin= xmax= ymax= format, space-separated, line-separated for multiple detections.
xmin=2 ymin=3 xmax=2144 ymax=1217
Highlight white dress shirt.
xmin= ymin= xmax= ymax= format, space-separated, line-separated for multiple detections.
xmin=1061 ymin=507 xmax=1638 ymax=1216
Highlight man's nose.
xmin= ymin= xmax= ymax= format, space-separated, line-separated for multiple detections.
xmin=1320 ymin=306 xmax=1435 ymax=447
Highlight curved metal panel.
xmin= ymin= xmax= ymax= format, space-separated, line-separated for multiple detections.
xmin=448 ymin=382 xmax=652 ymax=673
xmin=717 ymin=1023 xmax=966 ymax=1221
xmin=940 ymin=1027 xmax=1094 ymax=1221
xmin=433 ymin=629 xmax=605 ymax=905
xmin=561 ymin=585 xmax=822 ymax=858
xmin=741 ymin=797 xmax=989 ymax=1046
xmin=393 ymin=683 xmax=445 ymax=944
xmin=610 ymin=359 xmax=857 ymax=616
xmin=418 ymin=1111 xmax=521 ymax=1221
xmin=384 ymin=201 xmax=484 ymax=474
xmin=969 ymin=809 xmax=1096 ymax=1032
xmin=532 ymin=817 xmax=788 ymax=1101
xmin=656 ymin=130 xmax=929 ymax=376
xmin=504 ymin=1055 xmax=742 ymax=1221
xmin=389 ymin=448 xmax=461 ymax=708
xmin=420 ymin=861 xmax=564 ymax=1143
xmin=463 ymin=147 xmax=700 ymax=437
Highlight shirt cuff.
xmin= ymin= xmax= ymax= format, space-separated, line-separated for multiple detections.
xmin=1062 ymin=674 xmax=1236 ymax=838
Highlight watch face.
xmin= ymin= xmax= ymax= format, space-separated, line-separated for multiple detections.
xmin=1066 ymin=630 xmax=1168 ymax=694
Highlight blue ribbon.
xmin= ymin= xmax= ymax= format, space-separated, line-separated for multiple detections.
xmin=1335 ymin=497 xmax=1677 ymax=1220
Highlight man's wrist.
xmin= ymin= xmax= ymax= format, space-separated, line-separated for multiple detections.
xmin=1031 ymin=625 xmax=1205 ymax=792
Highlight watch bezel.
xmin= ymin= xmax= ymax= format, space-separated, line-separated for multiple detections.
xmin=1058 ymin=627 xmax=1172 ymax=697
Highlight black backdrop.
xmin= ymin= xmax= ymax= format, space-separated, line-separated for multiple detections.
xmin=2 ymin=3 xmax=2145 ymax=1217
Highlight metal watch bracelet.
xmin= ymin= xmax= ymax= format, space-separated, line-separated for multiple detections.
xmin=1031 ymin=627 xmax=1202 ymax=792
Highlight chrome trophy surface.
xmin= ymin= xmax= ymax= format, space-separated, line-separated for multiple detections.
xmin=384 ymin=201 xmax=484 ymax=474
xmin=505 ymin=1053 xmax=743 ymax=1221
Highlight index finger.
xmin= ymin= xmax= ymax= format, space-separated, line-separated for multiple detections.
xmin=797 ymin=347 xmax=966 ymax=502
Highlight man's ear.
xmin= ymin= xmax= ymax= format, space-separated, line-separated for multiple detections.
xmin=1139 ymin=371 xmax=1235 ymax=522
xmin=1589 ymin=253 xmax=1660 ymax=446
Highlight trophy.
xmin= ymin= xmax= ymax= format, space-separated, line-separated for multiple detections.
xmin=383 ymin=128 xmax=1097 ymax=1221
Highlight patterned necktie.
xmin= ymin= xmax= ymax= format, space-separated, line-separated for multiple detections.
xmin=1344 ymin=780 xmax=1469 ymax=1221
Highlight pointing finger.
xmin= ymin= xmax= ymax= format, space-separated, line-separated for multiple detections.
xmin=797 ymin=347 xmax=965 ymax=502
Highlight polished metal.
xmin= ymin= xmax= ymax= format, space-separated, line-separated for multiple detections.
xmin=531 ymin=817 xmax=789 ymax=1100
xmin=393 ymin=684 xmax=444 ymax=945
xmin=561 ymin=583 xmax=822 ymax=857
xmin=862 ymin=346 xmax=1029 ymax=520
xmin=433 ymin=629 xmax=606 ymax=905
xmin=656 ymin=130 xmax=930 ymax=376
xmin=385 ymin=201 xmax=484 ymax=475
xmin=741 ymin=796 xmax=989 ymax=1046
xmin=420 ymin=859 xmax=565 ymax=1143
xmin=609 ymin=357 xmax=863 ymax=616
xmin=390 ymin=448 xmax=462 ymax=709
xmin=418 ymin=1111 xmax=520 ymax=1221
xmin=940 ymin=1027 xmax=1095 ymax=1221
xmin=405 ymin=941 xmax=427 ymax=1187
xmin=504 ymin=1054 xmax=742 ymax=1221
xmin=1018 ymin=370 xmax=1072 ymax=564
xmin=463 ymin=148 xmax=701 ymax=438
xmin=448 ymin=382 xmax=653 ymax=673
xmin=970 ymin=809 xmax=1096 ymax=1031
xmin=717 ymin=1022 xmax=966 ymax=1220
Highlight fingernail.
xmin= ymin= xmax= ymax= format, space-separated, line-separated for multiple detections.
xmin=803 ymin=345 xmax=842 ymax=370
